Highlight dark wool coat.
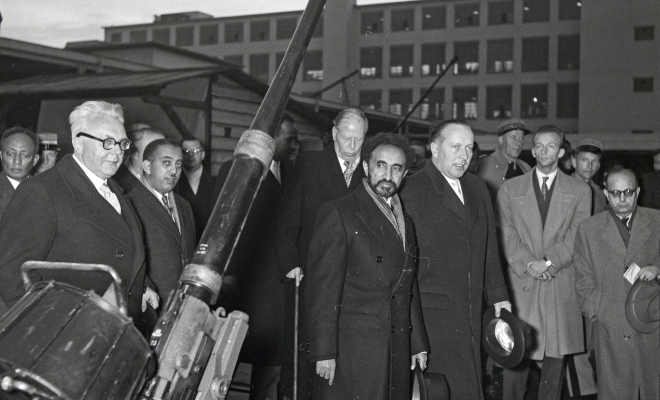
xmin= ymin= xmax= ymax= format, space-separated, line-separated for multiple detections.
xmin=400 ymin=161 xmax=509 ymax=400
xmin=126 ymin=182 xmax=196 ymax=302
xmin=177 ymin=169 xmax=215 ymax=240
xmin=0 ymin=155 xmax=148 ymax=322
xmin=306 ymin=184 xmax=428 ymax=400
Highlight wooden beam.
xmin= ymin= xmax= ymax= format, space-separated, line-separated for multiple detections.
xmin=143 ymin=95 xmax=207 ymax=110
xmin=159 ymin=104 xmax=194 ymax=139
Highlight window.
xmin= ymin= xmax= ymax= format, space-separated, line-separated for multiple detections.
xmin=453 ymin=41 xmax=479 ymax=75
xmin=276 ymin=52 xmax=285 ymax=71
xmin=635 ymin=26 xmax=655 ymax=41
xmin=199 ymin=24 xmax=219 ymax=45
xmin=152 ymin=28 xmax=170 ymax=45
xmin=558 ymin=35 xmax=580 ymax=70
xmin=224 ymin=55 xmax=244 ymax=68
xmin=522 ymin=37 xmax=549 ymax=72
xmin=389 ymin=89 xmax=413 ymax=115
xmin=360 ymin=90 xmax=382 ymax=111
xmin=556 ymin=83 xmax=579 ymax=118
xmin=313 ymin=16 xmax=324 ymax=38
xmin=521 ymin=84 xmax=548 ymax=118
xmin=633 ymin=77 xmax=654 ymax=92
xmin=360 ymin=47 xmax=383 ymax=78
xmin=129 ymin=30 xmax=147 ymax=43
xmin=523 ymin=0 xmax=550 ymax=23
xmin=277 ymin=17 xmax=297 ymax=40
xmin=109 ymin=32 xmax=122 ymax=43
xmin=250 ymin=20 xmax=270 ymax=42
xmin=453 ymin=87 xmax=478 ymax=119
xmin=488 ymin=1 xmax=514 ymax=25
xmin=225 ymin=22 xmax=244 ymax=43
xmin=391 ymin=8 xmax=415 ymax=32
xmin=486 ymin=86 xmax=512 ymax=119
xmin=303 ymin=50 xmax=323 ymax=81
xmin=249 ymin=54 xmax=270 ymax=83
xmin=420 ymin=88 xmax=444 ymax=120
xmin=487 ymin=39 xmax=514 ymax=73
xmin=361 ymin=11 xmax=384 ymax=34
xmin=422 ymin=6 xmax=446 ymax=30
xmin=175 ymin=26 xmax=194 ymax=47
xmin=390 ymin=45 xmax=414 ymax=77
xmin=455 ymin=3 xmax=480 ymax=28
xmin=558 ymin=0 xmax=581 ymax=20
xmin=421 ymin=43 xmax=446 ymax=76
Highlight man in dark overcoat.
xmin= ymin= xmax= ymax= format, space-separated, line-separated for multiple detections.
xmin=306 ymin=132 xmax=428 ymax=399
xmin=177 ymin=137 xmax=215 ymax=240
xmin=276 ymin=108 xmax=368 ymax=398
xmin=400 ymin=120 xmax=511 ymax=399
xmin=0 ymin=100 xmax=155 ymax=322
xmin=126 ymin=139 xmax=196 ymax=303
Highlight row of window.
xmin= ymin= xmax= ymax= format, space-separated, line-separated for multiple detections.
xmin=111 ymin=16 xmax=323 ymax=46
xmin=361 ymin=0 xmax=580 ymax=35
xmin=359 ymin=36 xmax=580 ymax=79
xmin=359 ymin=83 xmax=579 ymax=121
xmin=228 ymin=51 xmax=324 ymax=83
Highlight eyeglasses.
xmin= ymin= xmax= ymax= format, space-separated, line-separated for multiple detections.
xmin=76 ymin=132 xmax=131 ymax=151
xmin=606 ymin=188 xmax=638 ymax=198
xmin=182 ymin=148 xmax=203 ymax=155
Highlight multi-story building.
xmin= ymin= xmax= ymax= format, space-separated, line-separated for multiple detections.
xmin=103 ymin=0 xmax=659 ymax=136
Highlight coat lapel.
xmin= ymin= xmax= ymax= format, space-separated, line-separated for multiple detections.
xmin=319 ymin=146 xmax=350 ymax=198
xmin=543 ymin=173 xmax=570 ymax=248
xmin=521 ymin=173 xmax=544 ymax=254
xmin=626 ymin=209 xmax=654 ymax=265
xmin=425 ymin=163 xmax=466 ymax=221
xmin=461 ymin=176 xmax=480 ymax=233
xmin=601 ymin=213 xmax=627 ymax=258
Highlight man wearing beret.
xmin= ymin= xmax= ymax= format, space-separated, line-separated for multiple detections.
xmin=478 ymin=118 xmax=531 ymax=207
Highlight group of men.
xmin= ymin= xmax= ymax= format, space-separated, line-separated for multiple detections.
xmin=0 ymin=99 xmax=658 ymax=400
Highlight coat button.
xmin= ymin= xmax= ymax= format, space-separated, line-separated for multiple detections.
xmin=391 ymin=294 xmax=396 ymax=299
xmin=117 ymin=251 xmax=124 ymax=260
xmin=391 ymin=326 xmax=395 ymax=333
xmin=376 ymin=256 xmax=383 ymax=263
xmin=624 ymin=335 xmax=630 ymax=340
xmin=128 ymin=290 xmax=132 ymax=296
xmin=523 ymin=287 xmax=529 ymax=292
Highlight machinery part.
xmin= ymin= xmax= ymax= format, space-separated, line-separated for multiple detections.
xmin=0 ymin=262 xmax=153 ymax=400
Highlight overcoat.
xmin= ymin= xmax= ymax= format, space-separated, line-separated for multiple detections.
xmin=574 ymin=207 xmax=660 ymax=399
xmin=639 ymin=170 xmax=660 ymax=210
xmin=477 ymin=147 xmax=531 ymax=207
xmin=0 ymin=155 xmax=148 ymax=322
xmin=126 ymin=182 xmax=196 ymax=301
xmin=177 ymin=169 xmax=215 ymax=240
xmin=0 ymin=171 xmax=15 ymax=221
xmin=497 ymin=169 xmax=591 ymax=359
xmin=400 ymin=161 xmax=509 ymax=400
xmin=306 ymin=182 xmax=428 ymax=400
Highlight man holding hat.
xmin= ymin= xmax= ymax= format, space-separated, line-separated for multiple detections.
xmin=478 ymin=118 xmax=531 ymax=206
xmin=574 ymin=166 xmax=660 ymax=399
xmin=572 ymin=138 xmax=607 ymax=215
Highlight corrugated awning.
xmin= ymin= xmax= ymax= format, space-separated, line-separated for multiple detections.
xmin=0 ymin=68 xmax=224 ymax=99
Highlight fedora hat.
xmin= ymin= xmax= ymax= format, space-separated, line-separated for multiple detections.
xmin=482 ymin=307 xmax=531 ymax=368
xmin=625 ymin=278 xmax=660 ymax=334
xmin=412 ymin=367 xmax=449 ymax=400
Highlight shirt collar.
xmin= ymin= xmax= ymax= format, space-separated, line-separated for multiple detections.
xmin=73 ymin=154 xmax=107 ymax=189
xmin=6 ymin=176 xmax=21 ymax=189
xmin=535 ymin=167 xmax=558 ymax=188
xmin=335 ymin=144 xmax=360 ymax=172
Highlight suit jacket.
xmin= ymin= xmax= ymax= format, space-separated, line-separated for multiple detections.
xmin=212 ymin=158 xmax=291 ymax=365
xmin=177 ymin=169 xmax=215 ymax=240
xmin=574 ymin=208 xmax=660 ymax=399
xmin=0 ymin=155 xmax=147 ymax=322
xmin=0 ymin=171 xmax=15 ymax=222
xmin=478 ymin=147 xmax=531 ymax=207
xmin=113 ymin=164 xmax=141 ymax=194
xmin=400 ymin=161 xmax=509 ymax=400
xmin=497 ymin=169 xmax=591 ymax=359
xmin=639 ymin=170 xmax=660 ymax=210
xmin=306 ymin=183 xmax=428 ymax=400
xmin=126 ymin=183 xmax=196 ymax=302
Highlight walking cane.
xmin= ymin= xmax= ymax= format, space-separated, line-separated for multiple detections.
xmin=293 ymin=278 xmax=299 ymax=400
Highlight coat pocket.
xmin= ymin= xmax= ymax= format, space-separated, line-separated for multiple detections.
xmin=420 ymin=291 xmax=449 ymax=309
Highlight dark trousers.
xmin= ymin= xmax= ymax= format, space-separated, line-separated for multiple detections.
xmin=503 ymin=357 xmax=565 ymax=400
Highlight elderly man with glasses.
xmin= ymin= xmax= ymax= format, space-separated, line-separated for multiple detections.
xmin=0 ymin=100 xmax=156 ymax=325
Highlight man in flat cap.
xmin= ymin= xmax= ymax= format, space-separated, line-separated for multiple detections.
xmin=478 ymin=118 xmax=531 ymax=207
xmin=33 ymin=133 xmax=60 ymax=175
xmin=572 ymin=138 xmax=607 ymax=216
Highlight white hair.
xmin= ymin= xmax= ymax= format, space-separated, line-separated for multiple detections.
xmin=69 ymin=101 xmax=124 ymax=140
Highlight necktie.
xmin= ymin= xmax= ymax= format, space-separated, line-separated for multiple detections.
xmin=99 ymin=182 xmax=121 ymax=214
xmin=344 ymin=160 xmax=354 ymax=187
xmin=505 ymin=161 xmax=522 ymax=180
xmin=622 ymin=217 xmax=630 ymax=232
xmin=450 ymin=180 xmax=465 ymax=204
xmin=541 ymin=176 xmax=549 ymax=201
xmin=162 ymin=194 xmax=176 ymax=224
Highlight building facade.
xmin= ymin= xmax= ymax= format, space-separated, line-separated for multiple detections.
xmin=103 ymin=0 xmax=659 ymax=135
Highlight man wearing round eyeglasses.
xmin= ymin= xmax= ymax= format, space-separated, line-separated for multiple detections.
xmin=178 ymin=137 xmax=215 ymax=240
xmin=0 ymin=100 xmax=155 ymax=327
xmin=574 ymin=166 xmax=660 ymax=399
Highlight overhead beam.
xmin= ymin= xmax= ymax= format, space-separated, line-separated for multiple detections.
xmin=143 ymin=95 xmax=207 ymax=110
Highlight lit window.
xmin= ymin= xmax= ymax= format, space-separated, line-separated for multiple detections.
xmin=455 ymin=3 xmax=480 ymax=28
xmin=390 ymin=45 xmax=414 ymax=77
xmin=521 ymin=84 xmax=548 ymax=118
xmin=360 ymin=47 xmax=383 ymax=78
xmin=389 ymin=89 xmax=413 ymax=115
xmin=391 ymin=8 xmax=415 ymax=32
xmin=303 ymin=51 xmax=323 ymax=81
xmin=487 ymin=39 xmax=514 ymax=73
xmin=453 ymin=87 xmax=478 ymax=119
xmin=360 ymin=90 xmax=382 ymax=111
xmin=420 ymin=88 xmax=444 ymax=120
xmin=454 ymin=41 xmax=479 ymax=75
xmin=421 ymin=43 xmax=446 ymax=76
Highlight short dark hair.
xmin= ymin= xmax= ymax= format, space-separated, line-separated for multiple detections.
xmin=430 ymin=119 xmax=471 ymax=143
xmin=574 ymin=145 xmax=603 ymax=157
xmin=143 ymin=138 xmax=181 ymax=163
xmin=180 ymin=137 xmax=204 ymax=149
xmin=533 ymin=125 xmax=564 ymax=144
xmin=1 ymin=127 xmax=39 ymax=152
xmin=605 ymin=165 xmax=638 ymax=188
xmin=361 ymin=132 xmax=415 ymax=170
